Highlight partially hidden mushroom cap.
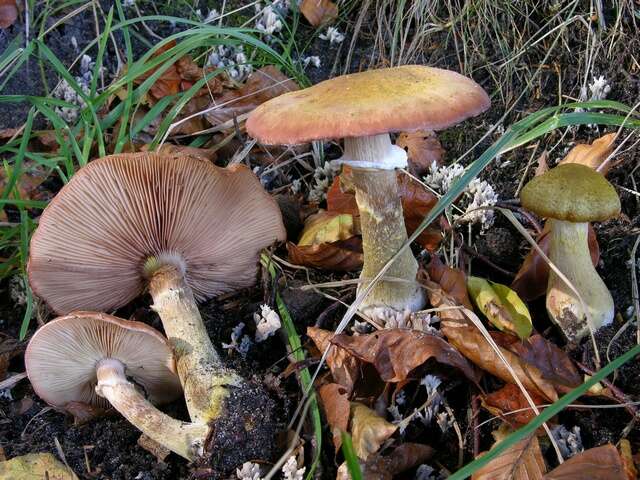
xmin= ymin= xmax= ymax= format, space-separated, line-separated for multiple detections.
xmin=246 ymin=65 xmax=490 ymax=145
xmin=520 ymin=163 xmax=621 ymax=222
xmin=28 ymin=153 xmax=286 ymax=314
xmin=25 ymin=312 xmax=181 ymax=408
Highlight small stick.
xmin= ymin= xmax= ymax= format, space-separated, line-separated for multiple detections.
xmin=472 ymin=394 xmax=481 ymax=458
xmin=576 ymin=361 xmax=638 ymax=418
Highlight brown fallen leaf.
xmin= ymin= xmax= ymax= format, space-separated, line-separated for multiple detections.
xmin=307 ymin=327 xmax=360 ymax=393
xmin=396 ymin=130 xmax=445 ymax=177
xmin=297 ymin=211 xmax=358 ymax=246
xmin=138 ymin=434 xmax=170 ymax=463
xmin=318 ymin=383 xmax=350 ymax=450
xmin=618 ymin=439 xmax=637 ymax=480
xmin=534 ymin=150 xmax=549 ymax=177
xmin=65 ymin=401 xmax=107 ymax=425
xmin=326 ymin=175 xmax=358 ymax=216
xmin=511 ymin=223 xmax=599 ymax=301
xmin=0 ymin=336 xmax=21 ymax=381
xmin=205 ymin=66 xmax=299 ymax=127
xmin=483 ymin=384 xmax=547 ymax=427
xmin=350 ymin=402 xmax=397 ymax=460
xmin=0 ymin=453 xmax=78 ymax=480
xmin=0 ymin=0 xmax=17 ymax=29
xmin=440 ymin=321 xmax=558 ymax=401
xmin=336 ymin=443 xmax=434 ymax=480
xmin=427 ymin=256 xmax=473 ymax=310
xmin=287 ymin=237 xmax=363 ymax=271
xmin=472 ymin=426 xmax=546 ymax=480
xmin=331 ymin=328 xmax=480 ymax=384
xmin=300 ymin=0 xmax=338 ymax=27
xmin=543 ymin=444 xmax=626 ymax=480
xmin=559 ymin=133 xmax=617 ymax=175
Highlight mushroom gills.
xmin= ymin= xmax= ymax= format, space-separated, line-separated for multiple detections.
xmin=546 ymin=219 xmax=614 ymax=341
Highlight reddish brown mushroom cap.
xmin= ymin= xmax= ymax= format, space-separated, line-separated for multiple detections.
xmin=246 ymin=65 xmax=490 ymax=145
xmin=28 ymin=153 xmax=286 ymax=314
xmin=25 ymin=312 xmax=181 ymax=408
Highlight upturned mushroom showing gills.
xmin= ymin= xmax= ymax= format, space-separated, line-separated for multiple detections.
xmin=247 ymin=65 xmax=490 ymax=321
xmin=520 ymin=163 xmax=620 ymax=341
xmin=25 ymin=312 xmax=208 ymax=460
xmin=28 ymin=153 xmax=286 ymax=428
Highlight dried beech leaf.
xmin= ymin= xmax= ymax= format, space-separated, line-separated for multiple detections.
xmin=307 ymin=327 xmax=360 ymax=393
xmin=319 ymin=383 xmax=350 ymax=450
xmin=298 ymin=211 xmax=357 ymax=246
xmin=336 ymin=443 xmax=434 ymax=480
xmin=427 ymin=256 xmax=473 ymax=310
xmin=205 ymin=66 xmax=299 ymax=126
xmin=483 ymin=384 xmax=546 ymax=427
xmin=331 ymin=328 xmax=480 ymax=384
xmin=467 ymin=276 xmax=533 ymax=339
xmin=350 ymin=402 xmax=397 ymax=460
xmin=138 ymin=434 xmax=170 ymax=463
xmin=511 ymin=223 xmax=599 ymax=301
xmin=534 ymin=151 xmax=549 ymax=177
xmin=327 ymin=176 xmax=358 ymax=216
xmin=618 ymin=439 xmax=637 ymax=480
xmin=396 ymin=130 xmax=445 ymax=177
xmin=287 ymin=237 xmax=363 ymax=271
xmin=472 ymin=427 xmax=546 ymax=480
xmin=397 ymin=173 xmax=444 ymax=251
xmin=64 ymin=401 xmax=107 ymax=425
xmin=441 ymin=322 xmax=558 ymax=401
xmin=0 ymin=0 xmax=18 ymax=29
xmin=0 ymin=453 xmax=78 ymax=480
xmin=543 ymin=444 xmax=626 ymax=480
xmin=559 ymin=133 xmax=617 ymax=175
xmin=300 ymin=0 xmax=338 ymax=27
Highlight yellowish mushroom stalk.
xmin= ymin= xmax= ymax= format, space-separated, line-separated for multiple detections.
xmin=338 ymin=134 xmax=425 ymax=320
xmin=95 ymin=358 xmax=209 ymax=461
xmin=546 ymin=219 xmax=614 ymax=341
xmin=145 ymin=258 xmax=242 ymax=424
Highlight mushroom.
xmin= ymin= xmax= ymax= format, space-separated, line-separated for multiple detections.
xmin=246 ymin=65 xmax=490 ymax=321
xmin=28 ymin=153 xmax=286 ymax=425
xmin=520 ymin=163 xmax=620 ymax=341
xmin=25 ymin=312 xmax=208 ymax=460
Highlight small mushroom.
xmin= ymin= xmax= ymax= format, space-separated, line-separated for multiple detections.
xmin=520 ymin=163 xmax=620 ymax=341
xmin=25 ymin=312 xmax=208 ymax=460
xmin=28 ymin=153 xmax=286 ymax=424
xmin=247 ymin=65 xmax=490 ymax=320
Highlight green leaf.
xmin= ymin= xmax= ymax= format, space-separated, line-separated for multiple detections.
xmin=467 ymin=276 xmax=533 ymax=339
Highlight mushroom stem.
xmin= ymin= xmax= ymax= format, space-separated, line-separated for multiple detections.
xmin=146 ymin=261 xmax=242 ymax=424
xmin=95 ymin=358 xmax=209 ymax=461
xmin=340 ymin=134 xmax=425 ymax=319
xmin=546 ymin=219 xmax=614 ymax=341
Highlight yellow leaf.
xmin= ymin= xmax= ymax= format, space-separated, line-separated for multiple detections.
xmin=298 ymin=211 xmax=357 ymax=246
xmin=0 ymin=453 xmax=78 ymax=480
xmin=350 ymin=402 xmax=397 ymax=460
xmin=467 ymin=276 xmax=533 ymax=339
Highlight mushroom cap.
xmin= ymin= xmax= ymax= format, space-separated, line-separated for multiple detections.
xmin=25 ymin=311 xmax=182 ymax=408
xmin=246 ymin=65 xmax=490 ymax=145
xmin=520 ymin=163 xmax=621 ymax=222
xmin=28 ymin=153 xmax=286 ymax=314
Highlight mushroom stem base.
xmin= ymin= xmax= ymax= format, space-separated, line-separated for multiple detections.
xmin=96 ymin=358 xmax=209 ymax=461
xmin=345 ymin=164 xmax=425 ymax=320
xmin=547 ymin=219 xmax=614 ymax=341
xmin=147 ymin=263 xmax=242 ymax=424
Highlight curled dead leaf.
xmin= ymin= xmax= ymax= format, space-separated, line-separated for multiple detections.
xmin=483 ymin=384 xmax=547 ymax=427
xmin=511 ymin=223 xmax=599 ymax=301
xmin=427 ymin=257 xmax=473 ymax=310
xmin=331 ymin=328 xmax=480 ymax=384
xmin=618 ymin=439 xmax=637 ymax=480
xmin=0 ymin=0 xmax=18 ymax=29
xmin=64 ymin=401 xmax=107 ymax=425
xmin=472 ymin=426 xmax=546 ymax=480
xmin=319 ymin=383 xmax=350 ymax=450
xmin=327 ymin=175 xmax=358 ymax=216
xmin=543 ymin=444 xmax=626 ymax=479
xmin=138 ymin=434 xmax=170 ymax=463
xmin=350 ymin=402 xmax=397 ymax=460
xmin=298 ymin=211 xmax=358 ymax=246
xmin=336 ymin=443 xmax=433 ymax=480
xmin=300 ymin=0 xmax=338 ymax=27
xmin=396 ymin=130 xmax=445 ymax=177
xmin=205 ymin=66 xmax=299 ymax=127
xmin=307 ymin=327 xmax=360 ymax=393
xmin=559 ymin=133 xmax=617 ymax=176
xmin=287 ymin=237 xmax=363 ymax=271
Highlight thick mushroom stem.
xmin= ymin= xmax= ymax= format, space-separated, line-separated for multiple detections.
xmin=339 ymin=134 xmax=425 ymax=319
xmin=146 ymin=260 xmax=242 ymax=424
xmin=546 ymin=219 xmax=614 ymax=341
xmin=95 ymin=358 xmax=209 ymax=461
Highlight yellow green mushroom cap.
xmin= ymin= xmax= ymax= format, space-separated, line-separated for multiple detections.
xmin=246 ymin=65 xmax=490 ymax=145
xmin=520 ymin=163 xmax=620 ymax=222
